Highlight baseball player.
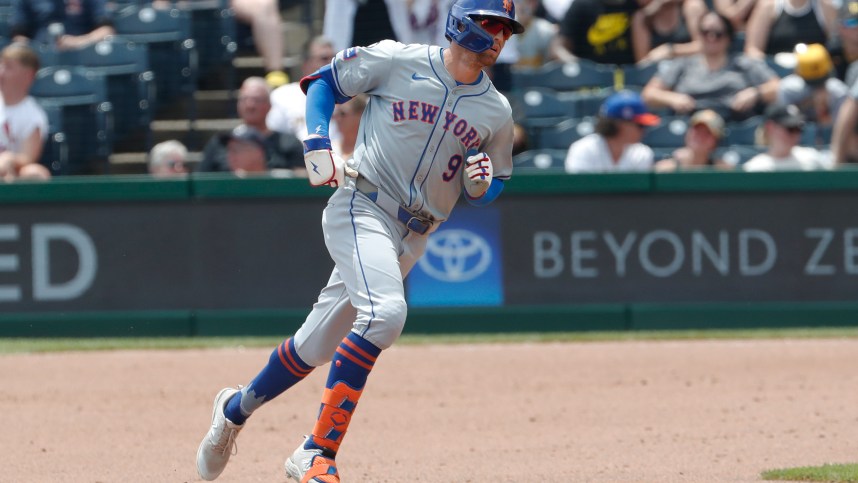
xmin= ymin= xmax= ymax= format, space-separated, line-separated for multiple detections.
xmin=196 ymin=0 xmax=523 ymax=481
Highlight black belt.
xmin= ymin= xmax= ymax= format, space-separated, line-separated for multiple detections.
xmin=354 ymin=176 xmax=433 ymax=235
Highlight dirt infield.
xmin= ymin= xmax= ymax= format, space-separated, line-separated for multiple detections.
xmin=3 ymin=338 xmax=857 ymax=482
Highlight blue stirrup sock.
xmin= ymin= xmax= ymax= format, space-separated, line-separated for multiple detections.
xmin=306 ymin=332 xmax=381 ymax=455
xmin=223 ymin=337 xmax=314 ymax=425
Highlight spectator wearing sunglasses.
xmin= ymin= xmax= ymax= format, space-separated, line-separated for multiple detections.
xmin=743 ymin=103 xmax=831 ymax=171
xmin=148 ymin=140 xmax=189 ymax=178
xmin=642 ymin=11 xmax=779 ymax=121
xmin=744 ymin=0 xmax=837 ymax=59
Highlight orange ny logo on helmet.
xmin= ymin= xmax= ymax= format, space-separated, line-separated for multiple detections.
xmin=503 ymin=0 xmax=513 ymax=14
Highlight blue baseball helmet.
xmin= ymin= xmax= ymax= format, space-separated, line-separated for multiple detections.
xmin=445 ymin=0 xmax=525 ymax=53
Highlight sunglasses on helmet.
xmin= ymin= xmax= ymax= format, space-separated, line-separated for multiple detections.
xmin=473 ymin=16 xmax=513 ymax=40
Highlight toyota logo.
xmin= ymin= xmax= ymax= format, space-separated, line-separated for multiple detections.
xmin=417 ymin=229 xmax=492 ymax=282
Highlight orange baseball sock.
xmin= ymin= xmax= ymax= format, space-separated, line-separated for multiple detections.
xmin=306 ymin=332 xmax=381 ymax=454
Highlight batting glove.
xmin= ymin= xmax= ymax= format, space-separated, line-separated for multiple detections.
xmin=463 ymin=151 xmax=493 ymax=199
xmin=302 ymin=135 xmax=357 ymax=187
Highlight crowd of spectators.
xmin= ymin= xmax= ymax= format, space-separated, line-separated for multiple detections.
xmin=6 ymin=0 xmax=858 ymax=182
xmin=513 ymin=0 xmax=858 ymax=174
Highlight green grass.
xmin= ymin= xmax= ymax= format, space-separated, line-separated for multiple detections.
xmin=762 ymin=463 xmax=858 ymax=482
xmin=2 ymin=326 xmax=858 ymax=354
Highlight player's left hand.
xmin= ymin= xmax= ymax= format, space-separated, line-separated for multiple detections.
xmin=303 ymin=135 xmax=358 ymax=187
xmin=463 ymin=152 xmax=493 ymax=199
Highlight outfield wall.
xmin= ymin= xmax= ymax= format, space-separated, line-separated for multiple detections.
xmin=2 ymin=171 xmax=858 ymax=337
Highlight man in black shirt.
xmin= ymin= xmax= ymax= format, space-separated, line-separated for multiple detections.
xmin=555 ymin=0 xmax=644 ymax=65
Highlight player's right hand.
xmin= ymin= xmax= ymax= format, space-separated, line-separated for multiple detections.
xmin=463 ymin=151 xmax=493 ymax=199
xmin=302 ymin=135 xmax=357 ymax=187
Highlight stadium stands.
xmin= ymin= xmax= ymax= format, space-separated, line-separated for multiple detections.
xmin=536 ymin=117 xmax=596 ymax=150
xmin=643 ymin=116 xmax=689 ymax=148
xmin=511 ymin=59 xmax=615 ymax=92
xmin=186 ymin=0 xmax=239 ymax=91
xmin=111 ymin=4 xmax=198 ymax=125
xmin=620 ymin=62 xmax=658 ymax=90
xmin=509 ymin=49 xmax=840 ymax=171
xmin=513 ymin=148 xmax=567 ymax=171
xmin=40 ymin=105 xmax=69 ymax=175
xmin=13 ymin=3 xmax=834 ymax=176
xmin=30 ymin=66 xmax=113 ymax=174
xmin=71 ymin=38 xmax=155 ymax=151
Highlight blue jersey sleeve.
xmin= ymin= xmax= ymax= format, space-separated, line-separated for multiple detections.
xmin=302 ymin=65 xmax=352 ymax=139
xmin=464 ymin=178 xmax=504 ymax=206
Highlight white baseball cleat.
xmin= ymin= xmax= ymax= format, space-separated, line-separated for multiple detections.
xmin=284 ymin=435 xmax=340 ymax=482
xmin=196 ymin=387 xmax=244 ymax=481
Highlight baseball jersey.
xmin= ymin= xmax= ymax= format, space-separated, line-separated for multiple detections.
xmin=326 ymin=40 xmax=515 ymax=223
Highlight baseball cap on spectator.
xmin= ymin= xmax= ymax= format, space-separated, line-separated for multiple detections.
xmin=689 ymin=109 xmax=725 ymax=139
xmin=219 ymin=124 xmax=267 ymax=150
xmin=765 ymin=103 xmax=805 ymax=128
xmin=794 ymin=43 xmax=833 ymax=86
xmin=600 ymin=90 xmax=660 ymax=126
xmin=840 ymin=0 xmax=858 ymax=27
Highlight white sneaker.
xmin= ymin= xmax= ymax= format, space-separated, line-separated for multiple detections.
xmin=196 ymin=387 xmax=244 ymax=481
xmin=284 ymin=436 xmax=340 ymax=483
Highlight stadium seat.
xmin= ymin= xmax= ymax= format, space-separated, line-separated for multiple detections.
xmin=535 ymin=117 xmax=596 ymax=150
xmin=724 ymin=116 xmax=764 ymax=146
xmin=31 ymin=66 xmax=113 ymax=174
xmin=716 ymin=145 xmax=766 ymax=166
xmin=0 ymin=6 xmax=10 ymax=40
xmin=39 ymin=105 xmax=70 ymax=175
xmin=513 ymin=149 xmax=568 ymax=171
xmin=72 ymin=38 xmax=155 ymax=150
xmin=513 ymin=87 xmax=577 ymax=120
xmin=111 ymin=5 xmax=198 ymax=121
xmin=106 ymin=0 xmax=140 ymax=12
xmin=620 ymin=62 xmax=658 ymax=89
xmin=814 ymin=123 xmax=833 ymax=146
xmin=573 ymin=89 xmax=612 ymax=117
xmin=511 ymin=59 xmax=615 ymax=92
xmin=799 ymin=122 xmax=818 ymax=146
xmin=187 ymin=0 xmax=238 ymax=90
xmin=643 ymin=116 xmax=688 ymax=148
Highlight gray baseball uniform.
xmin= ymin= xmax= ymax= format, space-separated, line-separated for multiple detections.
xmin=293 ymin=40 xmax=515 ymax=362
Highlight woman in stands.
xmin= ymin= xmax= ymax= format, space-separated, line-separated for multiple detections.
xmin=641 ymin=10 xmax=780 ymax=121
xmin=653 ymin=109 xmax=734 ymax=171
xmin=633 ymin=0 xmax=708 ymax=65
xmin=744 ymin=0 xmax=837 ymax=59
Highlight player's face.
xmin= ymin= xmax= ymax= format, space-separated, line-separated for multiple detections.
xmin=475 ymin=17 xmax=514 ymax=65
